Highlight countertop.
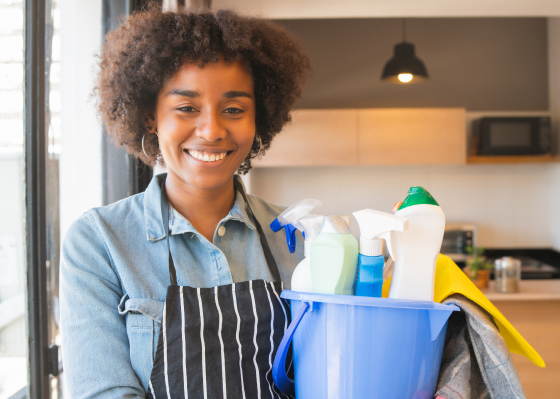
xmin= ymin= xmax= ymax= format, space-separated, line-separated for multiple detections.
xmin=480 ymin=280 xmax=560 ymax=301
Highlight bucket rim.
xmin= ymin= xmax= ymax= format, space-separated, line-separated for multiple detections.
xmin=281 ymin=290 xmax=459 ymax=312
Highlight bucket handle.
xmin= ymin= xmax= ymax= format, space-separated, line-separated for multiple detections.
xmin=272 ymin=301 xmax=311 ymax=396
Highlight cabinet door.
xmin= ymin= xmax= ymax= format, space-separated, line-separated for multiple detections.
xmin=252 ymin=109 xmax=358 ymax=167
xmin=358 ymin=108 xmax=466 ymax=165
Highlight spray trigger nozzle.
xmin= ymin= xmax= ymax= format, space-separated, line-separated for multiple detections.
xmin=285 ymin=224 xmax=298 ymax=253
xmin=270 ymin=199 xmax=322 ymax=253
xmin=353 ymin=209 xmax=408 ymax=261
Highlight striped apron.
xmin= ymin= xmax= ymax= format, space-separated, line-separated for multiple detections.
xmin=147 ymin=179 xmax=293 ymax=399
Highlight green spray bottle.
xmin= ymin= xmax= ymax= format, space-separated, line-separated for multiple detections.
xmin=310 ymin=215 xmax=359 ymax=295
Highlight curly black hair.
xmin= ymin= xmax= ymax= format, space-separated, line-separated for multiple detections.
xmin=95 ymin=7 xmax=311 ymax=173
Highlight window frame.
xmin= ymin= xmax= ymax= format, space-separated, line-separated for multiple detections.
xmin=24 ymin=0 xmax=51 ymax=396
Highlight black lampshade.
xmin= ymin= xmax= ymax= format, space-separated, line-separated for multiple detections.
xmin=381 ymin=42 xmax=428 ymax=83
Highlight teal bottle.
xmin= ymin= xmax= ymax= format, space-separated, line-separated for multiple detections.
xmin=310 ymin=215 xmax=359 ymax=295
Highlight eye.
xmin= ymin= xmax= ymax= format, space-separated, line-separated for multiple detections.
xmin=178 ymin=106 xmax=198 ymax=113
xmin=224 ymin=107 xmax=244 ymax=114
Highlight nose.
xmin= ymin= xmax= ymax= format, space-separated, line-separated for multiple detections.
xmin=196 ymin=109 xmax=227 ymax=142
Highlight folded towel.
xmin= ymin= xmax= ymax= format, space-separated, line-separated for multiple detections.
xmin=436 ymin=294 xmax=526 ymax=399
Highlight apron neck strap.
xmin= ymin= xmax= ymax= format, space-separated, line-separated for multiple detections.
xmin=160 ymin=179 xmax=178 ymax=286
xmin=160 ymin=176 xmax=282 ymax=286
xmin=233 ymin=178 xmax=282 ymax=283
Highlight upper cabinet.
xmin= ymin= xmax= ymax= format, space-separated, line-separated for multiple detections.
xmin=253 ymin=108 xmax=467 ymax=167
xmin=358 ymin=108 xmax=466 ymax=165
xmin=252 ymin=109 xmax=358 ymax=167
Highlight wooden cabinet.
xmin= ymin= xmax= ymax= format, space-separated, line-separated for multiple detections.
xmin=252 ymin=109 xmax=358 ymax=167
xmin=253 ymin=108 xmax=467 ymax=167
xmin=358 ymin=108 xmax=466 ymax=165
xmin=480 ymin=281 xmax=560 ymax=398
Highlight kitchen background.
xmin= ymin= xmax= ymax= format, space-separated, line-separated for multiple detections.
xmin=243 ymin=17 xmax=560 ymax=249
xmin=1 ymin=0 xmax=560 ymax=398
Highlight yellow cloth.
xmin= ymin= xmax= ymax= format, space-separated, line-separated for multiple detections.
xmin=382 ymin=254 xmax=545 ymax=367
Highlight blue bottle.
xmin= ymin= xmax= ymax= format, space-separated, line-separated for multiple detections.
xmin=353 ymin=209 xmax=409 ymax=297
xmin=355 ymin=250 xmax=385 ymax=297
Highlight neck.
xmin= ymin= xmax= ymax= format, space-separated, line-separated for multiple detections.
xmin=164 ymin=174 xmax=237 ymax=243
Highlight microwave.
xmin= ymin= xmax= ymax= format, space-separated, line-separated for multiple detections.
xmin=473 ymin=116 xmax=552 ymax=156
xmin=440 ymin=223 xmax=476 ymax=263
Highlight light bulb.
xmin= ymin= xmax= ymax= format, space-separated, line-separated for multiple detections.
xmin=398 ymin=73 xmax=413 ymax=83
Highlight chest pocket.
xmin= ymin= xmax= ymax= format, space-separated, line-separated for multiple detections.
xmin=118 ymin=294 xmax=164 ymax=392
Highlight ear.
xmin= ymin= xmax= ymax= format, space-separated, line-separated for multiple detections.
xmin=145 ymin=111 xmax=157 ymax=133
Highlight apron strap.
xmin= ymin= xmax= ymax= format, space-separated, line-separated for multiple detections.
xmin=160 ymin=176 xmax=282 ymax=286
xmin=160 ymin=179 xmax=178 ymax=286
xmin=233 ymin=178 xmax=282 ymax=283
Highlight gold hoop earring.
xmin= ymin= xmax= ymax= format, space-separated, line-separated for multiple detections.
xmin=249 ymin=134 xmax=263 ymax=159
xmin=142 ymin=130 xmax=159 ymax=159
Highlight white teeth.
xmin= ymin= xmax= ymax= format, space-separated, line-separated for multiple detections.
xmin=188 ymin=150 xmax=228 ymax=162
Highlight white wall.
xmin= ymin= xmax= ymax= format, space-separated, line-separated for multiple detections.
xmin=549 ymin=17 xmax=560 ymax=251
xmin=59 ymin=0 xmax=103 ymax=241
xmin=250 ymin=163 xmax=554 ymax=249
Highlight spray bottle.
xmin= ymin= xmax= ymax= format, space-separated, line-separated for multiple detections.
xmin=352 ymin=209 xmax=408 ymax=297
xmin=290 ymin=215 xmax=325 ymax=292
xmin=270 ymin=199 xmax=322 ymax=253
xmin=389 ymin=187 xmax=445 ymax=302
xmin=310 ymin=215 xmax=359 ymax=295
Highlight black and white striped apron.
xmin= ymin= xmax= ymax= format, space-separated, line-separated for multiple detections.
xmin=147 ymin=179 xmax=293 ymax=399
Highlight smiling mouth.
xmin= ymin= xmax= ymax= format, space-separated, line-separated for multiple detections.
xmin=186 ymin=149 xmax=230 ymax=162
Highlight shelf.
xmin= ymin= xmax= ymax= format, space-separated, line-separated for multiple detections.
xmin=467 ymin=155 xmax=560 ymax=164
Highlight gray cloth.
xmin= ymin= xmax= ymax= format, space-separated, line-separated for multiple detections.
xmin=436 ymin=294 xmax=526 ymax=399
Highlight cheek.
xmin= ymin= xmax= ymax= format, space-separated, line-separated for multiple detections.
xmin=236 ymin=122 xmax=256 ymax=153
xmin=158 ymin=118 xmax=192 ymax=153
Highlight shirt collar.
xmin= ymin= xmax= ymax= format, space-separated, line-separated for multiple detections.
xmin=144 ymin=173 xmax=255 ymax=242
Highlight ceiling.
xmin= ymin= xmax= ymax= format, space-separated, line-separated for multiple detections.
xmin=212 ymin=0 xmax=560 ymax=19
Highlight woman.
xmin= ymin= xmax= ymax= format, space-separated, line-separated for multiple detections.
xmin=60 ymin=7 xmax=310 ymax=398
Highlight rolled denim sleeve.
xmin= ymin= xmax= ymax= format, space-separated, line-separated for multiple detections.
xmin=60 ymin=212 xmax=145 ymax=398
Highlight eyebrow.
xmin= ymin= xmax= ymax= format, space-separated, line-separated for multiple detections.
xmin=223 ymin=91 xmax=253 ymax=100
xmin=165 ymin=89 xmax=253 ymax=100
xmin=165 ymin=89 xmax=199 ymax=98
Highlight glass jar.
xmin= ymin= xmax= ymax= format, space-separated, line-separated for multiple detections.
xmin=495 ymin=257 xmax=521 ymax=293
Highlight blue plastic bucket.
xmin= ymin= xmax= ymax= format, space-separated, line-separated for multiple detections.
xmin=273 ymin=290 xmax=459 ymax=399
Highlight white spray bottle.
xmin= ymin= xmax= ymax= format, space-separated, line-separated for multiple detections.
xmin=389 ymin=187 xmax=445 ymax=302
xmin=290 ymin=215 xmax=325 ymax=292
xmin=270 ymin=199 xmax=322 ymax=254
xmin=352 ymin=209 xmax=408 ymax=297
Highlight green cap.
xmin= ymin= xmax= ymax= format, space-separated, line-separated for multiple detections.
xmin=398 ymin=186 xmax=439 ymax=210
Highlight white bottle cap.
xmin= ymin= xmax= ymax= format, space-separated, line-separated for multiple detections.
xmin=359 ymin=237 xmax=383 ymax=256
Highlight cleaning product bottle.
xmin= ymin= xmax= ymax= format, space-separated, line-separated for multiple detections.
xmin=352 ymin=209 xmax=408 ymax=297
xmin=310 ymin=215 xmax=359 ymax=295
xmin=270 ymin=199 xmax=322 ymax=253
xmin=290 ymin=215 xmax=325 ymax=292
xmin=389 ymin=187 xmax=445 ymax=302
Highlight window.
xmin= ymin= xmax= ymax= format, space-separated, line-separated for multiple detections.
xmin=0 ymin=0 xmax=28 ymax=397
xmin=1 ymin=1 xmax=156 ymax=396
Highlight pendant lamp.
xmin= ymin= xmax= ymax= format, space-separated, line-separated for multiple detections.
xmin=381 ymin=19 xmax=428 ymax=83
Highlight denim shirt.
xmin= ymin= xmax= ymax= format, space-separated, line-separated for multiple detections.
xmin=60 ymin=174 xmax=303 ymax=399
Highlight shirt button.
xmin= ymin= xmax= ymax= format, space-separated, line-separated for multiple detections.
xmin=218 ymin=226 xmax=226 ymax=237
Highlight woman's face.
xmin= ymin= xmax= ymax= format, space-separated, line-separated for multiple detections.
xmin=150 ymin=59 xmax=256 ymax=192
